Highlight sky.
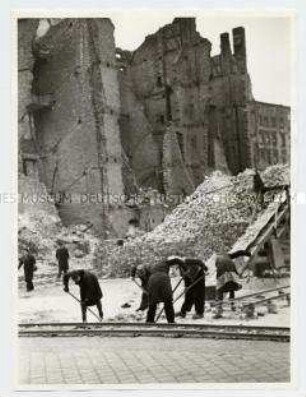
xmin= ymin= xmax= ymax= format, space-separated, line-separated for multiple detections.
xmin=109 ymin=10 xmax=293 ymax=106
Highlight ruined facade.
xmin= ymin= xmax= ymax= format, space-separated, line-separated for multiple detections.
xmin=119 ymin=18 xmax=290 ymax=195
xmin=18 ymin=17 xmax=291 ymax=235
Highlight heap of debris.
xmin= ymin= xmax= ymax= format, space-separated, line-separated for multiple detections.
xmin=94 ymin=165 xmax=289 ymax=277
xmin=18 ymin=209 xmax=99 ymax=276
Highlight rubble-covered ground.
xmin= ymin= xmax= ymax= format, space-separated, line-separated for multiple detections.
xmin=18 ymin=276 xmax=290 ymax=327
xmin=18 ymin=164 xmax=290 ymax=327
xmin=18 ymin=209 xmax=99 ymax=279
xmin=95 ymin=164 xmax=290 ymax=278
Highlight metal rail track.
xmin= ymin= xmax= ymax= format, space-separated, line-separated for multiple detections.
xmin=19 ymin=322 xmax=290 ymax=342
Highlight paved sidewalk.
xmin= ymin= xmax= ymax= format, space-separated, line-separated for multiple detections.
xmin=18 ymin=337 xmax=290 ymax=385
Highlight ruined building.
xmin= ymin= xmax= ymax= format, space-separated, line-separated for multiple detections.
xmin=118 ymin=18 xmax=290 ymax=194
xmin=18 ymin=17 xmax=290 ymax=236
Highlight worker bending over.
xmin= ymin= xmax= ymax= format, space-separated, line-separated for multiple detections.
xmin=63 ymin=269 xmax=103 ymax=323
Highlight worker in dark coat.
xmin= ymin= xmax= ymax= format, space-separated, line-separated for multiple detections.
xmin=18 ymin=249 xmax=37 ymax=292
xmin=130 ymin=264 xmax=151 ymax=311
xmin=213 ymin=250 xmax=250 ymax=318
xmin=176 ymin=257 xmax=208 ymax=319
xmin=63 ymin=270 xmax=103 ymax=322
xmin=146 ymin=259 xmax=175 ymax=324
xmin=56 ymin=242 xmax=70 ymax=278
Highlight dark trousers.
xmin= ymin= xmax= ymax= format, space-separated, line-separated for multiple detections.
xmin=137 ymin=279 xmax=149 ymax=311
xmin=138 ymin=292 xmax=149 ymax=311
xmin=57 ymin=266 xmax=68 ymax=278
xmin=146 ymin=300 xmax=175 ymax=323
xmin=81 ymin=299 xmax=103 ymax=322
xmin=26 ymin=280 xmax=34 ymax=292
xmin=216 ymin=289 xmax=235 ymax=313
xmin=180 ymin=281 xmax=205 ymax=316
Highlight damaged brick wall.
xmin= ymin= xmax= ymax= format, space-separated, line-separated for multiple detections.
xmin=18 ymin=19 xmax=40 ymax=176
xmin=119 ymin=19 xmax=258 ymax=193
xmin=208 ymin=27 xmax=254 ymax=174
xmin=119 ymin=67 xmax=162 ymax=191
xmin=162 ymin=125 xmax=194 ymax=196
xmin=30 ymin=19 xmax=125 ymax=233
xmin=120 ymin=18 xmax=215 ymax=191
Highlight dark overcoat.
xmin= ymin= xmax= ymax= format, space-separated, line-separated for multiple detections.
xmin=147 ymin=272 xmax=172 ymax=304
xmin=64 ymin=270 xmax=103 ymax=306
xmin=56 ymin=247 xmax=69 ymax=271
xmin=19 ymin=253 xmax=36 ymax=282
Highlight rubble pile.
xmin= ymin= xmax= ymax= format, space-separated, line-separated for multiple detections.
xmin=18 ymin=209 xmax=99 ymax=276
xmin=95 ymin=165 xmax=289 ymax=277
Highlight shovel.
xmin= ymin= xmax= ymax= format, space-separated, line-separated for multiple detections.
xmin=67 ymin=291 xmax=101 ymax=322
xmin=156 ymin=273 xmax=207 ymax=322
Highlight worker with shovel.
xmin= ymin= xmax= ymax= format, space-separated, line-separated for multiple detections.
xmin=63 ymin=269 xmax=103 ymax=323
xmin=146 ymin=257 xmax=177 ymax=324
xmin=213 ymin=250 xmax=251 ymax=319
xmin=175 ymin=257 xmax=208 ymax=320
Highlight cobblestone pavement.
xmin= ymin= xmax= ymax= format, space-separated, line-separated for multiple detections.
xmin=18 ymin=337 xmax=290 ymax=385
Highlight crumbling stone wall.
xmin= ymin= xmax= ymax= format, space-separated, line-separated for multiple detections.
xmin=18 ymin=19 xmax=40 ymax=175
xmin=120 ymin=19 xmax=290 ymax=192
xmin=119 ymin=68 xmax=161 ymax=191
xmin=208 ymin=27 xmax=254 ymax=174
xmin=119 ymin=19 xmax=257 ymax=193
xmin=29 ymin=19 xmax=125 ymax=232
xmin=120 ymin=18 xmax=214 ymax=191
xmin=162 ymin=126 xmax=194 ymax=196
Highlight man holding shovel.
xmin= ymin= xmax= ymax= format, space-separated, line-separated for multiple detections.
xmin=146 ymin=258 xmax=178 ymax=324
xmin=176 ymin=257 xmax=208 ymax=320
xmin=213 ymin=250 xmax=251 ymax=319
xmin=63 ymin=270 xmax=103 ymax=323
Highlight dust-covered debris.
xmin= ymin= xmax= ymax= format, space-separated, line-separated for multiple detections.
xmin=18 ymin=209 xmax=100 ymax=277
xmin=94 ymin=165 xmax=289 ymax=278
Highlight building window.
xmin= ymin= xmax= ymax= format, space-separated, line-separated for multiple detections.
xmin=160 ymin=115 xmax=165 ymax=124
xmin=191 ymin=136 xmax=197 ymax=151
xmin=272 ymin=132 xmax=277 ymax=146
xmin=271 ymin=116 xmax=276 ymax=127
xmin=279 ymin=116 xmax=284 ymax=129
xmin=267 ymin=149 xmax=272 ymax=164
xmin=280 ymin=133 xmax=286 ymax=147
xmin=156 ymin=76 xmax=162 ymax=87
xmin=264 ymin=116 xmax=269 ymax=127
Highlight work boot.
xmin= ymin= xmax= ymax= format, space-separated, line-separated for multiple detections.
xmin=192 ymin=313 xmax=204 ymax=320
